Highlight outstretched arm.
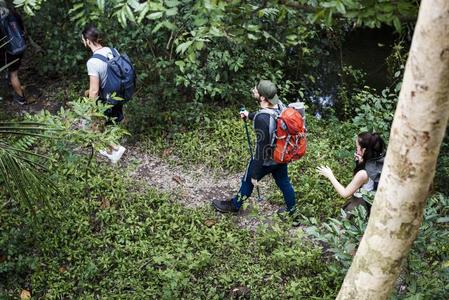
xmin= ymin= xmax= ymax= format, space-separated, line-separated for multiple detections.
xmin=317 ymin=166 xmax=368 ymax=198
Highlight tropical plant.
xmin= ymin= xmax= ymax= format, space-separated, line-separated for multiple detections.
xmin=0 ymin=41 xmax=59 ymax=207
xmin=0 ymin=121 xmax=58 ymax=207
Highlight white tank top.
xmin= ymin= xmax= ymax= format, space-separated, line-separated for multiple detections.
xmin=354 ymin=177 xmax=375 ymax=198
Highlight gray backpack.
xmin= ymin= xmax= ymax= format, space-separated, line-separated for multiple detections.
xmin=365 ymin=155 xmax=385 ymax=191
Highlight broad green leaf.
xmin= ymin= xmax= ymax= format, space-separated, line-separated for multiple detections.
xmin=137 ymin=4 xmax=150 ymax=23
xmin=176 ymin=41 xmax=194 ymax=54
xmin=147 ymin=11 xmax=164 ymax=20
xmin=165 ymin=7 xmax=178 ymax=17
xmin=163 ymin=21 xmax=177 ymax=30
xmin=393 ymin=17 xmax=402 ymax=32
xmin=336 ymin=2 xmax=346 ymax=14
xmin=436 ymin=217 xmax=449 ymax=223
xmin=165 ymin=0 xmax=180 ymax=8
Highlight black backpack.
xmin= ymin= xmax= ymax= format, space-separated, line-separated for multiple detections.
xmin=0 ymin=13 xmax=26 ymax=55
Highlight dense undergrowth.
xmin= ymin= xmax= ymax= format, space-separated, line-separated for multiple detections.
xmin=1 ymin=150 xmax=341 ymax=299
xmin=1 ymin=89 xmax=448 ymax=298
xmin=1 ymin=0 xmax=448 ymax=297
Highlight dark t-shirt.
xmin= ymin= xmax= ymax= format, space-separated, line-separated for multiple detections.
xmin=248 ymin=110 xmax=276 ymax=180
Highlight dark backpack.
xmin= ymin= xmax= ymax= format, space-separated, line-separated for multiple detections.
xmin=365 ymin=154 xmax=385 ymax=191
xmin=0 ymin=13 xmax=26 ymax=55
xmin=92 ymin=48 xmax=135 ymax=105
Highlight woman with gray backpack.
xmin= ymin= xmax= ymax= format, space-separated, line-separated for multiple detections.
xmin=81 ymin=24 xmax=136 ymax=163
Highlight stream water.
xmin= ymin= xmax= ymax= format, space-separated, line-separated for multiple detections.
xmin=307 ymin=26 xmax=398 ymax=116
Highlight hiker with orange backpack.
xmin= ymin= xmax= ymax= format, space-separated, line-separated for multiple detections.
xmin=212 ymin=80 xmax=306 ymax=223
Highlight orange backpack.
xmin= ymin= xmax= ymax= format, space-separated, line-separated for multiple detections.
xmin=258 ymin=102 xmax=307 ymax=164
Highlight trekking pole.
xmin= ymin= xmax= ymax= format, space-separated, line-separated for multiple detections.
xmin=240 ymin=106 xmax=262 ymax=201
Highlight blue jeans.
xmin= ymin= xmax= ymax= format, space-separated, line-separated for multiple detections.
xmin=232 ymin=159 xmax=296 ymax=211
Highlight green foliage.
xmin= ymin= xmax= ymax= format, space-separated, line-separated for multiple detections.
xmin=398 ymin=193 xmax=449 ymax=299
xmin=0 ymin=121 xmax=58 ymax=207
xmin=19 ymin=0 xmax=419 ymax=33
xmin=386 ymin=41 xmax=408 ymax=92
xmin=24 ymin=0 xmax=334 ymax=106
xmin=435 ymin=135 xmax=449 ymax=195
xmin=157 ymin=108 xmax=250 ymax=172
xmin=29 ymin=98 xmax=128 ymax=152
xmin=352 ymin=87 xmax=398 ymax=139
xmin=305 ymin=193 xmax=449 ymax=299
xmin=305 ymin=206 xmax=368 ymax=271
xmin=0 ymin=158 xmax=339 ymax=299
xmin=311 ymin=0 xmax=418 ymax=32
xmin=335 ymin=65 xmax=367 ymax=120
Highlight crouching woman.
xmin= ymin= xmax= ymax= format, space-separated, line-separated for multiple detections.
xmin=317 ymin=132 xmax=386 ymax=215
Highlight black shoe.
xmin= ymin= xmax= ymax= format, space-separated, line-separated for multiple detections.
xmin=13 ymin=93 xmax=26 ymax=105
xmin=212 ymin=199 xmax=239 ymax=213
xmin=277 ymin=207 xmax=289 ymax=221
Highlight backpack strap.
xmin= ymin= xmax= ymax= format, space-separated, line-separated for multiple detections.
xmin=254 ymin=107 xmax=281 ymax=146
xmin=111 ymin=48 xmax=120 ymax=58
xmin=277 ymin=100 xmax=286 ymax=111
xmin=91 ymin=47 xmax=118 ymax=62
xmin=91 ymin=53 xmax=108 ymax=63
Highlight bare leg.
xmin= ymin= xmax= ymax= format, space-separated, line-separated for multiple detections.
xmin=9 ymin=70 xmax=24 ymax=97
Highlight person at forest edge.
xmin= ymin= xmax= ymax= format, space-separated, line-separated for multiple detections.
xmin=317 ymin=132 xmax=385 ymax=215
xmin=81 ymin=24 xmax=126 ymax=163
xmin=212 ymin=80 xmax=298 ymax=223
xmin=0 ymin=0 xmax=26 ymax=105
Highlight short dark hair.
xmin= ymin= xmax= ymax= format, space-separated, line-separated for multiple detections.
xmin=82 ymin=24 xmax=103 ymax=44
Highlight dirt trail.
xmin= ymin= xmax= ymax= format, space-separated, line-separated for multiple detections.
xmin=2 ymin=82 xmax=298 ymax=231
xmin=122 ymin=145 xmax=289 ymax=230
xmin=0 ymin=82 xmax=64 ymax=118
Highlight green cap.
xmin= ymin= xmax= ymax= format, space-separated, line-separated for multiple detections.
xmin=0 ymin=0 xmax=6 ymax=8
xmin=257 ymin=80 xmax=279 ymax=105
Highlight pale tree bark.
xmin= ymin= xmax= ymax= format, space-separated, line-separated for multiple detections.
xmin=337 ymin=1 xmax=449 ymax=299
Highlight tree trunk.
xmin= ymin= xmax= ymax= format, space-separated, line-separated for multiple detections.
xmin=337 ymin=1 xmax=449 ymax=299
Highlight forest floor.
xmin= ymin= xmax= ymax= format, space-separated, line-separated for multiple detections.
xmin=0 ymin=82 xmax=301 ymax=231
xmin=121 ymin=145 xmax=293 ymax=230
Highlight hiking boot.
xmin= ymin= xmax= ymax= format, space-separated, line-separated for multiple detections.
xmin=277 ymin=207 xmax=289 ymax=221
xmin=212 ymin=199 xmax=239 ymax=213
xmin=13 ymin=93 xmax=26 ymax=105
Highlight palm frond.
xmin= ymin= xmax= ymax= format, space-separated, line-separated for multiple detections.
xmin=0 ymin=121 xmax=61 ymax=208
xmin=0 ymin=150 xmax=56 ymax=208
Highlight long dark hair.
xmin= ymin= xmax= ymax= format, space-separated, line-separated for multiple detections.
xmin=354 ymin=132 xmax=386 ymax=174
xmin=82 ymin=24 xmax=104 ymax=45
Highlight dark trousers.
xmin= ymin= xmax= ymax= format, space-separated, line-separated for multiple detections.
xmin=104 ymin=103 xmax=124 ymax=125
xmin=232 ymin=159 xmax=296 ymax=211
